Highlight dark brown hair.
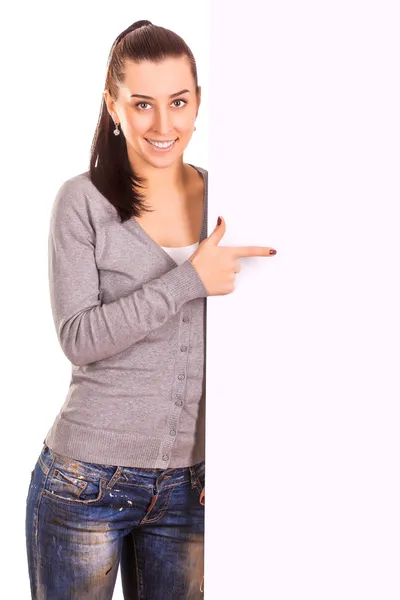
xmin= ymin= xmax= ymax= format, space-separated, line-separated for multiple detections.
xmin=89 ymin=20 xmax=199 ymax=223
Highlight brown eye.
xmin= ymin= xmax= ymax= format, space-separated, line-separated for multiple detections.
xmin=173 ymin=99 xmax=187 ymax=108
xmin=135 ymin=102 xmax=151 ymax=110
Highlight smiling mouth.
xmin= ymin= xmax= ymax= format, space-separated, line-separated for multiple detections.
xmin=145 ymin=138 xmax=177 ymax=143
xmin=145 ymin=138 xmax=178 ymax=149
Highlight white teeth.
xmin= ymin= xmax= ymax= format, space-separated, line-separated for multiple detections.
xmin=146 ymin=139 xmax=176 ymax=148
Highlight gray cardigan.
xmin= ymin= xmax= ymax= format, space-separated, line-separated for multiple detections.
xmin=44 ymin=164 xmax=208 ymax=469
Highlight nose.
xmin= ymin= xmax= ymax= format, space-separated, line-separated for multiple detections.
xmin=152 ymin=107 xmax=173 ymax=136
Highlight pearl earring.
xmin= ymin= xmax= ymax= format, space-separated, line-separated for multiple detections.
xmin=113 ymin=122 xmax=120 ymax=136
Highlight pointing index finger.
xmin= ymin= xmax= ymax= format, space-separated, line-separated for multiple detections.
xmin=231 ymin=246 xmax=275 ymax=258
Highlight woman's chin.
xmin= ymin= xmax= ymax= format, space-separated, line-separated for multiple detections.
xmin=144 ymin=143 xmax=189 ymax=166
xmin=128 ymin=139 xmax=189 ymax=168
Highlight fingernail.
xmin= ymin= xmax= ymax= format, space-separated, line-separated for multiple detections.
xmin=269 ymin=249 xmax=277 ymax=255
xmin=217 ymin=216 xmax=221 ymax=226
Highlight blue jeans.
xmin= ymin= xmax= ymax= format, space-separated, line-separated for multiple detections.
xmin=25 ymin=443 xmax=205 ymax=599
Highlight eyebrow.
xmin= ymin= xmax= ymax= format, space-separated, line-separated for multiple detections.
xmin=130 ymin=89 xmax=191 ymax=100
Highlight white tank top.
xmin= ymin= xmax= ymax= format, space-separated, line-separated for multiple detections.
xmin=160 ymin=241 xmax=199 ymax=265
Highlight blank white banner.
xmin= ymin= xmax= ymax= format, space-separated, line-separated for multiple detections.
xmin=206 ymin=2 xmax=400 ymax=599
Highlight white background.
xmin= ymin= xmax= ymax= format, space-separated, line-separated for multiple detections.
xmin=1 ymin=1 xmax=400 ymax=599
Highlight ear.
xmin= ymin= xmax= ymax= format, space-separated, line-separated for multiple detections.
xmin=103 ymin=89 xmax=117 ymax=122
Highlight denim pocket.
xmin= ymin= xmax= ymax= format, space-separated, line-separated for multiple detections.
xmin=192 ymin=460 xmax=205 ymax=495
xmin=42 ymin=455 xmax=108 ymax=506
xmin=197 ymin=460 xmax=205 ymax=487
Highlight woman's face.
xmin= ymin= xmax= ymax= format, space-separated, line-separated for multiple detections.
xmin=104 ymin=55 xmax=201 ymax=169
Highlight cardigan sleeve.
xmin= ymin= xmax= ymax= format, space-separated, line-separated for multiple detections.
xmin=48 ymin=180 xmax=208 ymax=367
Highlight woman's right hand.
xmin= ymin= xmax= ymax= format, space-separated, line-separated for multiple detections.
xmin=189 ymin=216 xmax=277 ymax=296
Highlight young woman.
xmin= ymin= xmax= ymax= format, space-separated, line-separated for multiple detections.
xmin=25 ymin=19 xmax=276 ymax=600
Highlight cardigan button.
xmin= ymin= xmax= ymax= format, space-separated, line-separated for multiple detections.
xmin=178 ymin=374 xmax=185 ymax=380
xmin=162 ymin=455 xmax=169 ymax=461
xmin=182 ymin=316 xmax=190 ymax=323
xmin=175 ymin=400 xmax=183 ymax=407
xmin=180 ymin=346 xmax=188 ymax=352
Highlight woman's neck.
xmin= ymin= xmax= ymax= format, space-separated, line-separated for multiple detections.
xmin=129 ymin=155 xmax=194 ymax=208
xmin=128 ymin=148 xmax=189 ymax=193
